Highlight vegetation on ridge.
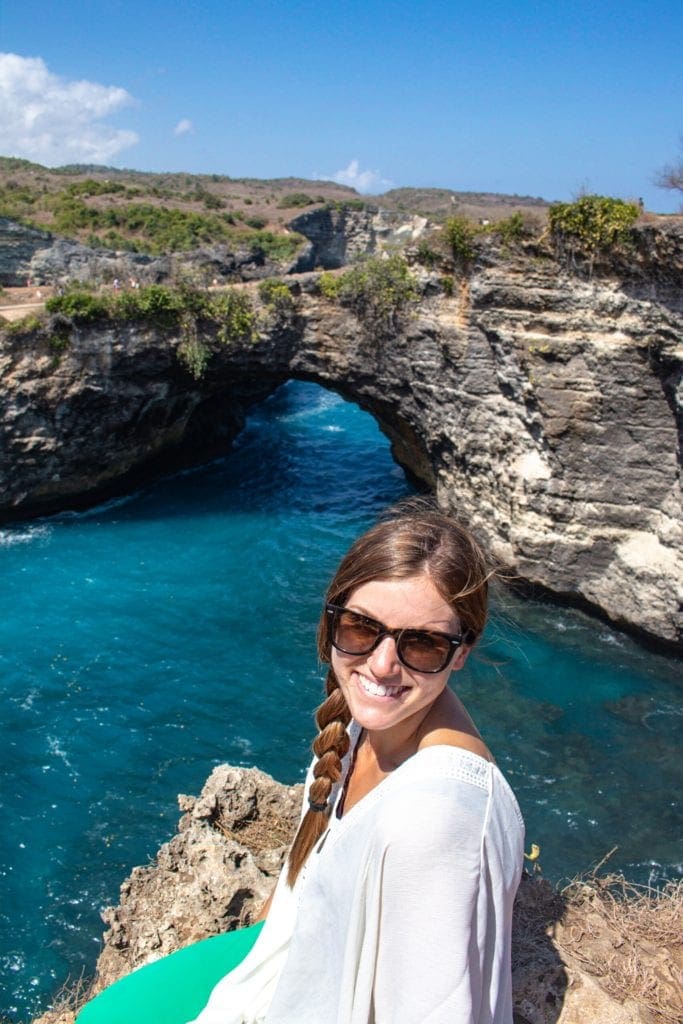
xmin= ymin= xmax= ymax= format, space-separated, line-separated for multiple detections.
xmin=317 ymin=254 xmax=419 ymax=333
xmin=548 ymin=194 xmax=640 ymax=258
xmin=0 ymin=157 xmax=366 ymax=259
xmin=34 ymin=283 xmax=257 ymax=379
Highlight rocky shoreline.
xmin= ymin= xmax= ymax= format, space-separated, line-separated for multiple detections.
xmin=33 ymin=764 xmax=682 ymax=1024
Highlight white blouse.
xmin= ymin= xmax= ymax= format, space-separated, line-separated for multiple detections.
xmin=191 ymin=723 xmax=524 ymax=1024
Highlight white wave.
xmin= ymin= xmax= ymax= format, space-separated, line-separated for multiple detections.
xmin=599 ymin=631 xmax=624 ymax=647
xmin=19 ymin=688 xmax=38 ymax=711
xmin=46 ymin=735 xmax=79 ymax=779
xmin=55 ymin=490 xmax=139 ymax=520
xmin=233 ymin=736 xmax=253 ymax=755
xmin=0 ymin=524 xmax=52 ymax=548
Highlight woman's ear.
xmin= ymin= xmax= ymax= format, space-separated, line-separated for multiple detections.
xmin=449 ymin=644 xmax=472 ymax=673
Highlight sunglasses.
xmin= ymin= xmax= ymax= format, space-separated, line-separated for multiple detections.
xmin=325 ymin=604 xmax=465 ymax=674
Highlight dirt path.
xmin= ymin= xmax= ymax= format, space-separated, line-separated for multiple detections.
xmin=0 ymin=301 xmax=46 ymax=322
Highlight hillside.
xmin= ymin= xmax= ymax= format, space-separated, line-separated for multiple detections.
xmin=0 ymin=157 xmax=554 ymax=256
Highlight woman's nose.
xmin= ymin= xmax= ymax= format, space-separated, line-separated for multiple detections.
xmin=367 ymin=635 xmax=402 ymax=676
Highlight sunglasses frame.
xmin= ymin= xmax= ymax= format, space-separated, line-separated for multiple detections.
xmin=325 ymin=603 xmax=464 ymax=674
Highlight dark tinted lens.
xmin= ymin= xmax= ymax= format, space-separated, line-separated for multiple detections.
xmin=398 ymin=631 xmax=452 ymax=672
xmin=334 ymin=609 xmax=380 ymax=653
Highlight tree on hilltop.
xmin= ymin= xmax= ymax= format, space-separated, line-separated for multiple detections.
xmin=654 ymin=136 xmax=683 ymax=202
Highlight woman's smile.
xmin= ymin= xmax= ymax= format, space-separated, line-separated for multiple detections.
xmin=355 ymin=672 xmax=410 ymax=700
xmin=331 ymin=573 xmax=469 ymax=744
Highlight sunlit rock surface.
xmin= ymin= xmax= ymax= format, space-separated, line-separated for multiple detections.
xmin=1 ymin=233 xmax=681 ymax=646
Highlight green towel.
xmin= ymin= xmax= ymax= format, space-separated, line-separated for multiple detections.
xmin=76 ymin=923 xmax=264 ymax=1024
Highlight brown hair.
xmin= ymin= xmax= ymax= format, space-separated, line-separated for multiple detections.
xmin=286 ymin=499 xmax=493 ymax=886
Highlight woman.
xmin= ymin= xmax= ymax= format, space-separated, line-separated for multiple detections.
xmin=191 ymin=502 xmax=524 ymax=1023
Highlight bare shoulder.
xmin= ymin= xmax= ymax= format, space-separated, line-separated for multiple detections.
xmin=418 ymin=689 xmax=494 ymax=763
xmin=419 ymin=727 xmax=493 ymax=763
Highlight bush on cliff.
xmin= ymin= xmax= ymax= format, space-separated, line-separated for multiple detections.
xmin=549 ymin=194 xmax=640 ymax=258
xmin=258 ymin=278 xmax=295 ymax=320
xmin=334 ymin=254 xmax=419 ymax=333
xmin=45 ymin=290 xmax=110 ymax=322
xmin=443 ymin=215 xmax=477 ymax=268
xmin=211 ymin=290 xmax=257 ymax=344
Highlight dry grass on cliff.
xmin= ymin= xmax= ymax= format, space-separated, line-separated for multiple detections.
xmin=214 ymin=808 xmax=297 ymax=853
xmin=28 ymin=971 xmax=94 ymax=1024
xmin=559 ymin=873 xmax=683 ymax=1024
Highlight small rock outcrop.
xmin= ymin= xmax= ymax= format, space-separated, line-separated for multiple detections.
xmin=33 ymin=766 xmax=682 ymax=1024
xmin=95 ymin=765 xmax=303 ymax=986
xmin=290 ymin=205 xmax=430 ymax=271
xmin=0 ymin=217 xmax=53 ymax=285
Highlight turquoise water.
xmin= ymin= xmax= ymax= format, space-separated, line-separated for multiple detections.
xmin=1 ymin=381 xmax=681 ymax=1021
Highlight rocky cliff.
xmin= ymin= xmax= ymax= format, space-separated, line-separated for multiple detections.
xmin=34 ymin=765 xmax=682 ymax=1024
xmin=1 ymin=238 xmax=681 ymax=648
xmin=0 ymin=217 xmax=296 ymax=288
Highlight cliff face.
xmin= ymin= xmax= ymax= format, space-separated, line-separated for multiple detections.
xmin=1 ymin=245 xmax=681 ymax=647
xmin=0 ymin=217 xmax=295 ymax=288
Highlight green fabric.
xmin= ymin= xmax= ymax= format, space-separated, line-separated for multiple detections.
xmin=76 ymin=922 xmax=264 ymax=1024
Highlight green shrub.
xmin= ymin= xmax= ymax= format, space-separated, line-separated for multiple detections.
xmin=201 ymin=193 xmax=224 ymax=210
xmin=336 ymin=254 xmax=419 ymax=332
xmin=548 ymin=194 xmax=639 ymax=256
xmin=45 ymin=290 xmax=110 ymax=322
xmin=258 ymin=278 xmax=295 ymax=317
xmin=210 ymin=289 xmax=256 ymax=343
xmin=494 ymin=211 xmax=527 ymax=245
xmin=177 ymin=336 xmax=210 ymax=379
xmin=325 ymin=198 xmax=367 ymax=213
xmin=66 ymin=179 xmax=126 ymax=197
xmin=243 ymin=230 xmax=304 ymax=262
xmin=317 ymin=271 xmax=341 ymax=300
xmin=278 ymin=192 xmax=314 ymax=209
xmin=440 ymin=275 xmax=455 ymax=297
xmin=442 ymin=215 xmax=477 ymax=267
xmin=49 ymin=331 xmax=71 ymax=353
xmin=415 ymin=239 xmax=440 ymax=267
xmin=3 ymin=313 xmax=44 ymax=336
xmin=245 ymin=215 xmax=267 ymax=230
xmin=112 ymin=284 xmax=183 ymax=326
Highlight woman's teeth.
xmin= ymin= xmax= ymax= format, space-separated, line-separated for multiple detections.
xmin=359 ymin=675 xmax=406 ymax=698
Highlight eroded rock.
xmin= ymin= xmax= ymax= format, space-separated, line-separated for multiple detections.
xmin=1 ymin=237 xmax=681 ymax=647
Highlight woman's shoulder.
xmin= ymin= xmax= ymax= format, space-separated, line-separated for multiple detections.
xmin=419 ymin=725 xmax=492 ymax=763
xmin=378 ymin=745 xmax=523 ymax=835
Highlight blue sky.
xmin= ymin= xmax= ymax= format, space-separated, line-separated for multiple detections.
xmin=1 ymin=0 xmax=681 ymax=211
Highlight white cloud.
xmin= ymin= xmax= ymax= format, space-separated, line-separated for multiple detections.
xmin=0 ymin=53 xmax=138 ymax=165
xmin=332 ymin=159 xmax=393 ymax=194
xmin=173 ymin=118 xmax=193 ymax=137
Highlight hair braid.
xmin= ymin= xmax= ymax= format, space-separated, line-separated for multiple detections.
xmin=286 ymin=669 xmax=350 ymax=886
xmin=286 ymin=499 xmax=493 ymax=886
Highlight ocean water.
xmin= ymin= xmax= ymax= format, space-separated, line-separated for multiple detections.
xmin=1 ymin=380 xmax=681 ymax=1021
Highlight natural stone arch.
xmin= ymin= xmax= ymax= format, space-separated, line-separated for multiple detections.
xmin=1 ymin=269 xmax=681 ymax=648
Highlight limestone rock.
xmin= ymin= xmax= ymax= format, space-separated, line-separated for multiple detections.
xmin=1 ymin=233 xmax=682 ymax=647
xmin=0 ymin=217 xmax=53 ymax=285
xmin=93 ymin=765 xmax=302 ymax=994
xmin=290 ymin=205 xmax=379 ymax=270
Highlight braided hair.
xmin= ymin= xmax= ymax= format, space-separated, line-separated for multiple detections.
xmin=286 ymin=500 xmax=493 ymax=886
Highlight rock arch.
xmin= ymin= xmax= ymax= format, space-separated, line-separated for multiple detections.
xmin=1 ymin=269 xmax=681 ymax=648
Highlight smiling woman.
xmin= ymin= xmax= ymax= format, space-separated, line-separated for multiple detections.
xmin=75 ymin=500 xmax=523 ymax=1024
xmin=186 ymin=500 xmax=524 ymax=1024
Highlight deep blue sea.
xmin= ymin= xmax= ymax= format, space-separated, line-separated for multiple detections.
xmin=1 ymin=381 xmax=681 ymax=1021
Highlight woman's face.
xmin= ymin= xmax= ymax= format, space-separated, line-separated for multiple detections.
xmin=330 ymin=572 xmax=470 ymax=743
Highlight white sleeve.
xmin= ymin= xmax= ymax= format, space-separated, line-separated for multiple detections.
xmin=367 ymin=779 xmax=518 ymax=1024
